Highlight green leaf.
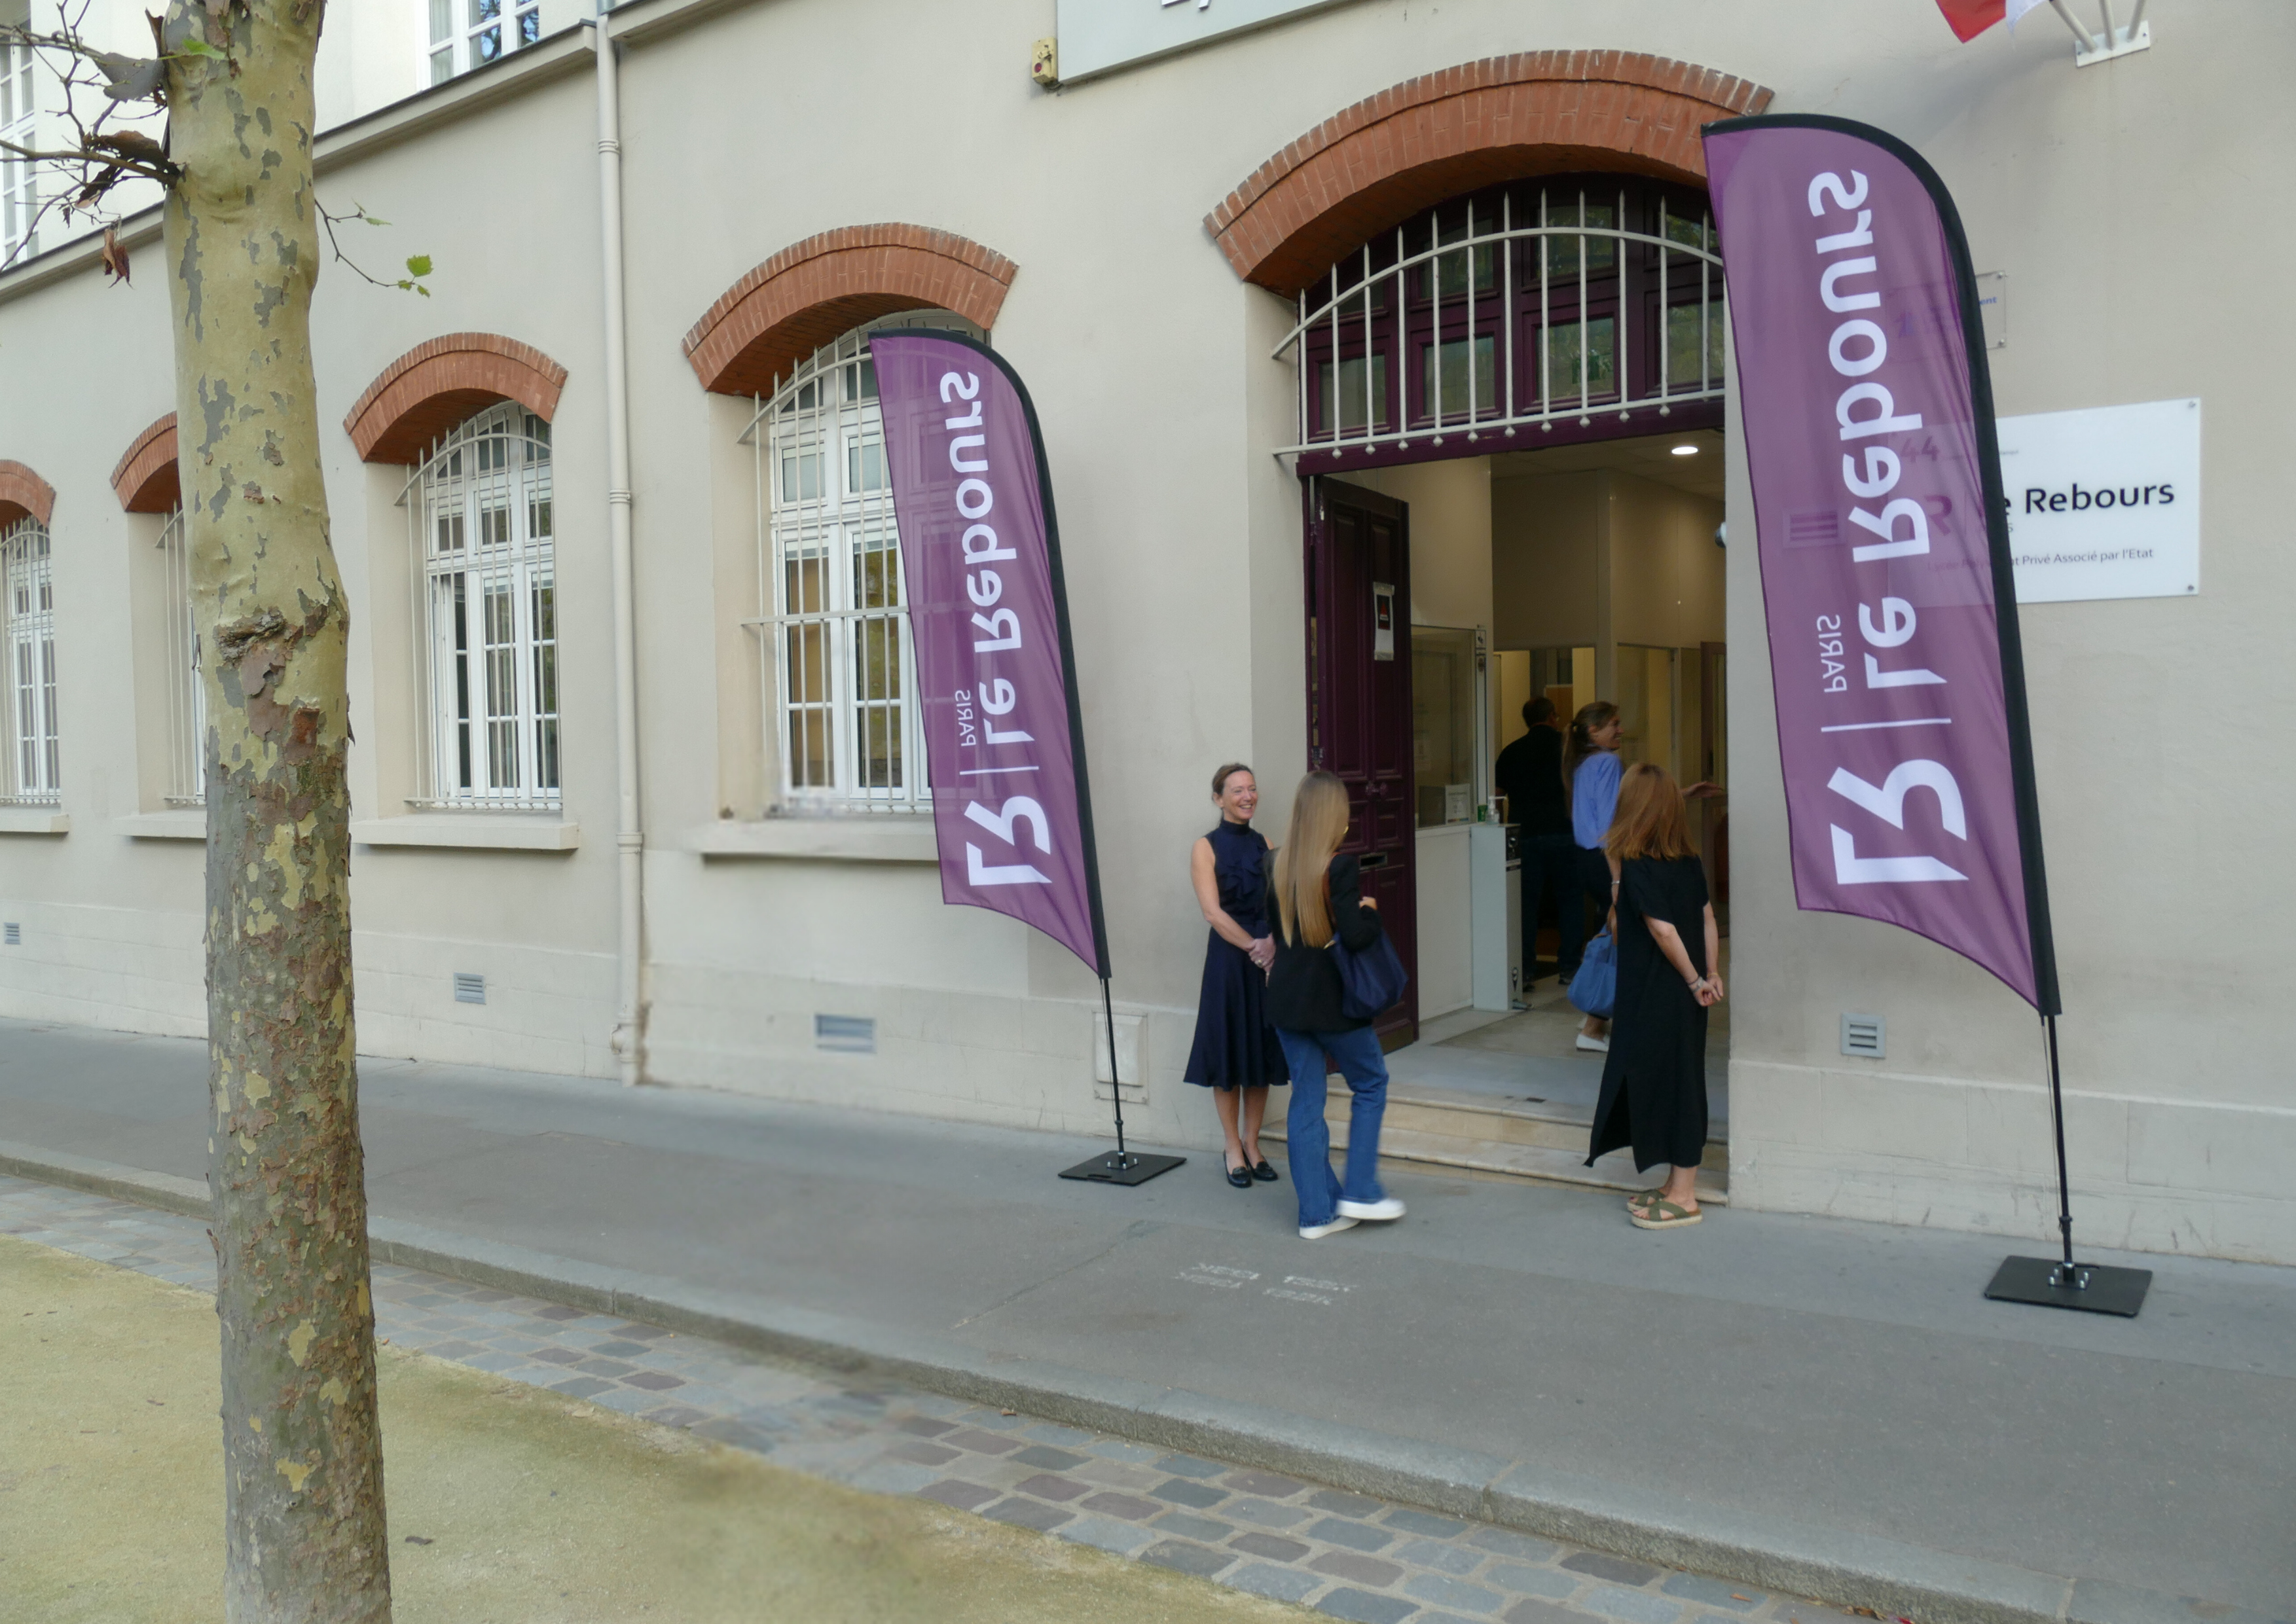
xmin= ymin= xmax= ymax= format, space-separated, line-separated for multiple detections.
xmin=361 ymin=215 xmax=390 ymax=227
xmin=404 ymin=254 xmax=433 ymax=278
xmin=176 ymin=39 xmax=227 ymax=60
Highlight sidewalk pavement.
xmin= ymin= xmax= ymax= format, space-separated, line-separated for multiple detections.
xmin=1 ymin=1015 xmax=2289 ymax=1623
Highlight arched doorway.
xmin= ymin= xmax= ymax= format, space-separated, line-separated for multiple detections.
xmin=1216 ymin=56 xmax=1757 ymax=1199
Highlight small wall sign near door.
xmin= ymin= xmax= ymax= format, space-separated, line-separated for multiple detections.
xmin=1372 ymin=581 xmax=1396 ymax=660
xmin=1052 ymin=0 xmax=1370 ymax=83
xmin=2000 ymin=398 xmax=2200 ymax=604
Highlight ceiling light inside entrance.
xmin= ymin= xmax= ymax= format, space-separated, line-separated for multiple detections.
xmin=1671 ymin=444 xmax=1700 ymax=457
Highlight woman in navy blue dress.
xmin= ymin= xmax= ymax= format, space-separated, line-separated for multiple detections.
xmin=1184 ymin=763 xmax=1287 ymax=1188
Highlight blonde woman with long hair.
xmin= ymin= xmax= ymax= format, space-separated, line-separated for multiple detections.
xmin=1264 ymin=770 xmax=1406 ymax=1240
xmin=1584 ymin=763 xmax=1723 ymax=1231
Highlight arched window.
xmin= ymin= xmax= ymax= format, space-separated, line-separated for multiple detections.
xmin=1278 ymin=175 xmax=1724 ymax=460
xmin=742 ymin=312 xmax=979 ymax=813
xmin=2 ymin=516 xmax=57 ymax=804
xmin=158 ymin=507 xmax=204 ymax=805
xmin=404 ymin=403 xmax=557 ymax=809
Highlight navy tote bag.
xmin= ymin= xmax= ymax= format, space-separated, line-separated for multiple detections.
xmin=1332 ymin=926 xmax=1408 ymax=1022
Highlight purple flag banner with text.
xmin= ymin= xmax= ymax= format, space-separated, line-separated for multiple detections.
xmin=1704 ymin=116 xmax=2059 ymax=1013
xmin=869 ymin=331 xmax=1108 ymax=977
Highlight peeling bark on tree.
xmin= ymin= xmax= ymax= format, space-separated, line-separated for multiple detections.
xmin=163 ymin=2 xmax=393 ymax=1618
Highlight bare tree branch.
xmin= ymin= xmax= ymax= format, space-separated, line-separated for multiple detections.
xmin=316 ymin=198 xmax=433 ymax=297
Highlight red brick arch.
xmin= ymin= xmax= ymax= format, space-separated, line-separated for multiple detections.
xmin=683 ymin=225 xmax=1017 ymax=397
xmin=344 ymin=333 xmax=570 ymax=465
xmin=0 ymin=460 xmax=55 ymax=530
xmin=1207 ymin=51 xmax=1772 ymax=294
xmin=111 ymin=415 xmax=180 ymax=513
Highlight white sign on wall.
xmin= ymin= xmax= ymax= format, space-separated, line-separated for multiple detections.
xmin=1054 ymin=0 xmax=1370 ymax=84
xmin=1999 ymin=397 xmax=2200 ymax=604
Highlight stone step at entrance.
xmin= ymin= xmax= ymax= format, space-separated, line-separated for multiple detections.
xmin=1264 ymin=1081 xmax=1730 ymax=1206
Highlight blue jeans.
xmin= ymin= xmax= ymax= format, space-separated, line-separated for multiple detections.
xmin=1275 ymin=1024 xmax=1389 ymax=1228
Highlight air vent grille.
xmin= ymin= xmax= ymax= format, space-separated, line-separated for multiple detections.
xmin=1841 ymin=1013 xmax=1886 ymax=1059
xmin=2 ymin=923 xmax=18 ymax=947
xmin=815 ymin=1014 xmax=875 ymax=1054
xmin=453 ymin=972 xmax=486 ymax=1005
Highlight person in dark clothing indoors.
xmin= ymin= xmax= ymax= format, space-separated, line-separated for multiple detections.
xmin=1491 ymin=696 xmax=1576 ymax=1002
xmin=1264 ymin=770 xmax=1406 ymax=1241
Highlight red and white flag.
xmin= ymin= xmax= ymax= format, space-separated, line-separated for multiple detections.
xmin=1936 ymin=0 xmax=2049 ymax=41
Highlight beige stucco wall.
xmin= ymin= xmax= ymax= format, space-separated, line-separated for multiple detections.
xmin=1492 ymin=471 xmax=1605 ymax=653
xmin=0 ymin=0 xmax=2288 ymax=1259
xmin=1609 ymin=474 xmax=1724 ymax=653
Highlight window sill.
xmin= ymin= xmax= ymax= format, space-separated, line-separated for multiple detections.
xmin=689 ymin=817 xmax=938 ymax=863
xmin=117 ymin=810 xmax=206 ymax=841
xmin=0 ymin=806 xmax=68 ymax=835
xmin=350 ymin=814 xmax=580 ymax=852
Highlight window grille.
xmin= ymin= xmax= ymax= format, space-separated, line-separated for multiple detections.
xmin=0 ymin=37 xmax=36 ymax=266
xmin=740 ymin=313 xmax=980 ymax=816
xmin=1277 ymin=177 xmax=1725 ymax=460
xmin=429 ymin=0 xmax=541 ymax=84
xmin=158 ymin=508 xmax=205 ymax=806
xmin=1 ymin=516 xmax=59 ymax=806
xmin=401 ymin=403 xmax=558 ymax=812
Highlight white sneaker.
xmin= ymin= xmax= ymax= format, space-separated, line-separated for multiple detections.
xmin=1298 ymin=1216 xmax=1359 ymax=1240
xmin=1336 ymin=1197 xmax=1406 ymax=1221
xmin=1575 ymin=1032 xmax=1610 ymax=1053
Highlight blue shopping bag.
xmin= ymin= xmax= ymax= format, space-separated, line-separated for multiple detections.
xmin=1569 ymin=929 xmax=1616 ymax=1019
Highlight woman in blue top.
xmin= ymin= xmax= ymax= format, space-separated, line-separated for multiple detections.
xmin=1183 ymin=763 xmax=1287 ymax=1187
xmin=1565 ymin=702 xmax=1625 ymax=1054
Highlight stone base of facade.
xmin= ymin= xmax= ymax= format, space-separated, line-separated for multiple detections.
xmin=1728 ymin=1059 xmax=2296 ymax=1267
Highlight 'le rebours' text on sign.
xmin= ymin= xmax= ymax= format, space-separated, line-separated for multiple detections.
xmin=1054 ymin=0 xmax=1370 ymax=83
xmin=1999 ymin=397 xmax=2200 ymax=604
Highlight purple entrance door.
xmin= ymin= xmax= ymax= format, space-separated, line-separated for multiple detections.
xmin=1305 ymin=478 xmax=1418 ymax=1047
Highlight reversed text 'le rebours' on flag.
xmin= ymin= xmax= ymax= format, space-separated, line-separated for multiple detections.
xmin=1702 ymin=115 xmax=2060 ymax=1014
xmin=869 ymin=331 xmax=1111 ymax=979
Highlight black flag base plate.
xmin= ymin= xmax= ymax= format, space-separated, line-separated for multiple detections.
xmin=1059 ymin=1150 xmax=1186 ymax=1187
xmin=1984 ymin=1255 xmax=2151 ymax=1318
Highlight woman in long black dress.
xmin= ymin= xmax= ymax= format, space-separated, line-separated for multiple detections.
xmin=1184 ymin=763 xmax=1286 ymax=1188
xmin=1585 ymin=763 xmax=1724 ymax=1230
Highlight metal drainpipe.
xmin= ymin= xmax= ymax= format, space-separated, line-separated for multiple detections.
xmin=591 ymin=5 xmax=645 ymax=1086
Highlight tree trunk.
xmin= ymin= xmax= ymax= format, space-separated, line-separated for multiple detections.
xmin=164 ymin=2 xmax=392 ymax=1617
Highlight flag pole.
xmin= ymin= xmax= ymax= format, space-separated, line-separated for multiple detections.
xmin=1894 ymin=117 xmax=2151 ymax=1316
xmin=1014 ymin=342 xmax=1179 ymax=1189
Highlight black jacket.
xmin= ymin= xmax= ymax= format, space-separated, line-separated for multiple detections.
xmin=1494 ymin=725 xmax=1569 ymax=837
xmin=1264 ymin=852 xmax=1387 ymax=1034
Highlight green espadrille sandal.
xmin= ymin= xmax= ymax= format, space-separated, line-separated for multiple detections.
xmin=1628 ymin=1197 xmax=1703 ymax=1231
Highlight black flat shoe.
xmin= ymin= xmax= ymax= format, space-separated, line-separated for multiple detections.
xmin=1225 ymin=1161 xmax=1253 ymax=1189
xmin=1251 ymin=1160 xmax=1280 ymax=1183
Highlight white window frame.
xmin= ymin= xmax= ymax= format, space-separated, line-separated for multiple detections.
xmin=1 ymin=36 xmax=37 ymax=266
xmin=2 ymin=515 xmax=58 ymax=805
xmin=401 ymin=403 xmax=558 ymax=811
xmin=740 ymin=313 xmax=977 ymax=816
xmin=158 ymin=507 xmax=205 ymax=805
xmin=428 ymin=0 xmax=543 ymax=84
